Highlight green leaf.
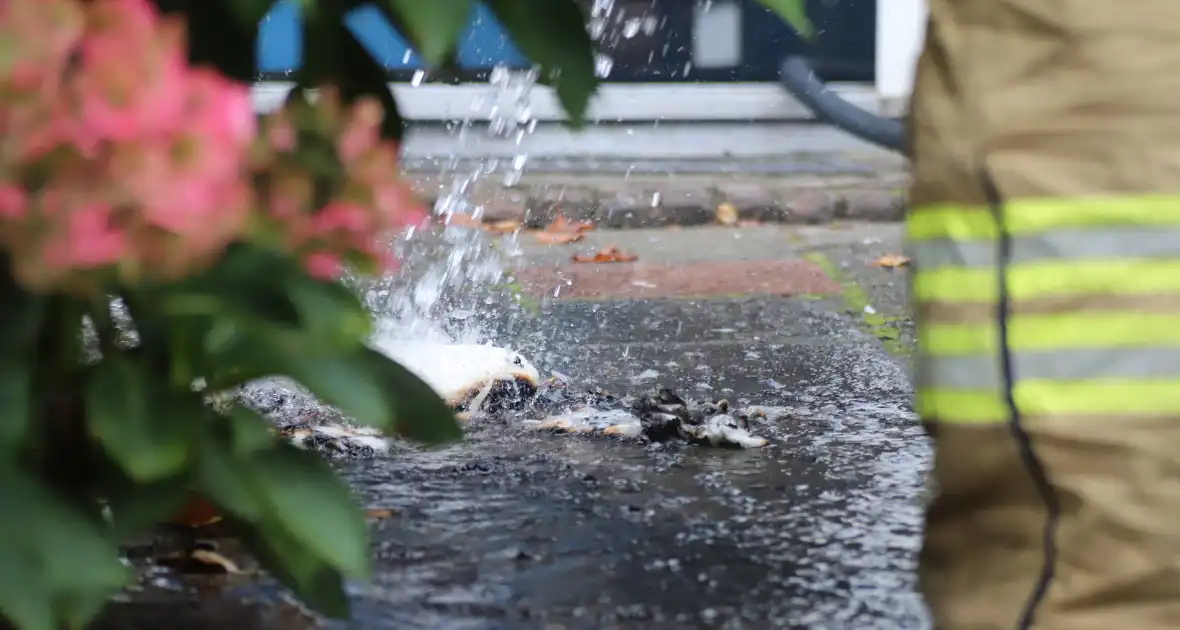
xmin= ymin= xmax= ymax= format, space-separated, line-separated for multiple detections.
xmin=191 ymin=408 xmax=279 ymax=523
xmin=196 ymin=446 xmax=265 ymax=522
xmin=250 ymin=444 xmax=371 ymax=579
xmin=0 ymin=360 xmax=31 ymax=451
xmin=54 ymin=592 xmax=111 ymax=630
xmin=288 ymin=355 xmax=392 ymax=430
xmin=384 ymin=0 xmax=472 ymax=65
xmin=164 ymin=243 xmax=304 ymax=326
xmin=237 ymin=520 xmax=351 ymax=618
xmin=0 ymin=549 xmax=53 ymax=630
xmin=102 ymin=474 xmax=191 ymax=539
xmin=86 ymin=358 xmax=195 ymax=482
xmin=284 ymin=277 xmax=371 ymax=351
xmin=219 ymin=0 xmax=276 ymax=24
xmin=359 ymin=347 xmax=461 ymax=444
xmin=485 ymin=0 xmax=598 ymax=126
xmin=0 ymin=273 xmax=44 ymax=353
xmin=226 ymin=406 xmax=280 ymax=456
xmin=758 ymin=0 xmax=814 ymax=38
xmin=0 ymin=467 xmax=127 ymax=630
xmin=199 ymin=323 xmax=307 ymax=391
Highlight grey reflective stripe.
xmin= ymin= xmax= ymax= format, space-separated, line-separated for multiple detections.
xmin=916 ymin=346 xmax=1180 ymax=390
xmin=907 ymin=226 xmax=1180 ymax=270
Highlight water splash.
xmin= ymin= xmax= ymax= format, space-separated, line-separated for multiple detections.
xmin=589 ymin=0 xmax=617 ymax=79
xmin=361 ymin=66 xmax=540 ymax=346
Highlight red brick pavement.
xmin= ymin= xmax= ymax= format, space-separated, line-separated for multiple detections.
xmin=513 ymin=259 xmax=839 ymax=300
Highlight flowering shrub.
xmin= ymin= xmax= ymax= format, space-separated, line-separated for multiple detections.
xmin=252 ymin=89 xmax=425 ymax=280
xmin=0 ymin=0 xmax=428 ymax=293
xmin=0 ymin=1 xmax=458 ymax=629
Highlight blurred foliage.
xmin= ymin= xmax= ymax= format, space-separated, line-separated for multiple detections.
xmin=0 ymin=1 xmax=815 ymax=629
xmin=759 ymin=0 xmax=814 ymax=38
xmin=1 ymin=238 xmax=461 ymax=629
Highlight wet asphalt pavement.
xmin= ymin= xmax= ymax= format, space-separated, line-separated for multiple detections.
xmin=329 ymin=224 xmax=932 ymax=629
xmin=98 ymin=223 xmax=931 ymax=630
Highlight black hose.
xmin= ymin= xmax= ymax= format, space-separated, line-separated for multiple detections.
xmin=778 ymin=56 xmax=907 ymax=155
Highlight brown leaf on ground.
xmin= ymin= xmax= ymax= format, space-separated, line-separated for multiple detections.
xmin=440 ymin=213 xmax=483 ymax=229
xmin=484 ymin=219 xmax=521 ymax=233
xmin=715 ymin=202 xmax=739 ymax=226
xmin=544 ymin=212 xmax=595 ymax=234
xmin=364 ymin=508 xmax=397 ymax=519
xmin=168 ymin=495 xmax=223 ymax=528
xmin=190 ymin=550 xmax=243 ymax=574
xmin=871 ymin=254 xmax=911 ymax=268
xmin=533 ymin=230 xmax=582 ymax=244
xmin=157 ymin=549 xmax=242 ymax=575
xmin=573 ymin=245 xmax=638 ymax=263
xmin=533 ymin=230 xmax=584 ymax=245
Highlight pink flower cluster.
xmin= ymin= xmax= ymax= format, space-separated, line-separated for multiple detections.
xmin=0 ymin=0 xmax=426 ymax=293
xmin=252 ymin=89 xmax=427 ymax=281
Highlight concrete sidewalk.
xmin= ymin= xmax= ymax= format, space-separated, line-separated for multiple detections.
xmin=411 ymin=170 xmax=909 ymax=228
xmin=503 ymin=222 xmax=912 ymax=360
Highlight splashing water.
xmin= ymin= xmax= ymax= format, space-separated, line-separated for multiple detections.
xmin=589 ymin=0 xmax=617 ymax=79
xmin=360 ymin=66 xmax=540 ymax=347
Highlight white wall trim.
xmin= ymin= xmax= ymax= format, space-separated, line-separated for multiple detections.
xmin=400 ymin=122 xmax=902 ymax=161
xmin=252 ymin=82 xmax=881 ymax=122
xmin=874 ymin=0 xmax=926 ymax=104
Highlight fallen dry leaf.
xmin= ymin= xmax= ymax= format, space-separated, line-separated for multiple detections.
xmin=190 ymin=549 xmax=243 ymax=574
xmin=484 ymin=219 xmax=521 ymax=234
xmin=871 ymin=254 xmax=912 ymax=268
xmin=364 ymin=508 xmax=397 ymax=519
xmin=573 ymin=245 xmax=638 ymax=264
xmin=157 ymin=549 xmax=242 ymax=575
xmin=533 ymin=230 xmax=584 ymax=245
xmin=169 ymin=495 xmax=223 ymax=528
xmin=440 ymin=213 xmax=483 ymax=229
xmin=715 ymin=202 xmax=739 ymax=226
xmin=544 ymin=212 xmax=594 ymax=234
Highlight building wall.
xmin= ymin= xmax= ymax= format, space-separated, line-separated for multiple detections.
xmin=253 ymin=0 xmax=927 ymax=123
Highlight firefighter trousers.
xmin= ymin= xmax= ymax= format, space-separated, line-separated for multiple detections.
xmin=908 ymin=1 xmax=1180 ymax=628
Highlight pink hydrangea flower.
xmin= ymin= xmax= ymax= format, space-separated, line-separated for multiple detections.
xmin=0 ymin=0 xmax=426 ymax=292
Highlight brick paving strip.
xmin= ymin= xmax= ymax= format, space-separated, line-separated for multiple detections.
xmin=514 ymin=259 xmax=841 ymax=300
xmin=405 ymin=170 xmax=909 ymax=228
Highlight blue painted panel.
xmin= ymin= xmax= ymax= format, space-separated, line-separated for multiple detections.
xmin=256 ymin=0 xmax=300 ymax=74
xmin=346 ymin=4 xmax=422 ymax=69
xmin=255 ymin=0 xmax=528 ymax=75
xmin=456 ymin=3 xmax=529 ymax=69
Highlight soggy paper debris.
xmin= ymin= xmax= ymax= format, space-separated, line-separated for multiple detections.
xmin=524 ymin=387 xmax=772 ymax=449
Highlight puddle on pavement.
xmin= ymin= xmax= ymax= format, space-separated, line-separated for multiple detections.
xmin=310 ymin=328 xmax=933 ymax=629
xmin=128 ymin=291 xmax=933 ymax=630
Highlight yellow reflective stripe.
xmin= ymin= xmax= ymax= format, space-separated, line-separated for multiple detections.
xmin=920 ymin=380 xmax=1180 ymax=424
xmin=906 ymin=207 xmax=996 ymax=242
xmin=912 ymin=267 xmax=997 ymax=304
xmin=916 ymin=389 xmax=1007 ymax=424
xmin=920 ymin=322 xmax=999 ymax=355
xmin=912 ymin=260 xmax=1180 ymax=304
xmin=921 ymin=313 xmax=1180 ymax=355
xmin=1019 ymin=380 xmax=1180 ymax=416
xmin=907 ymin=196 xmax=1180 ymax=241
